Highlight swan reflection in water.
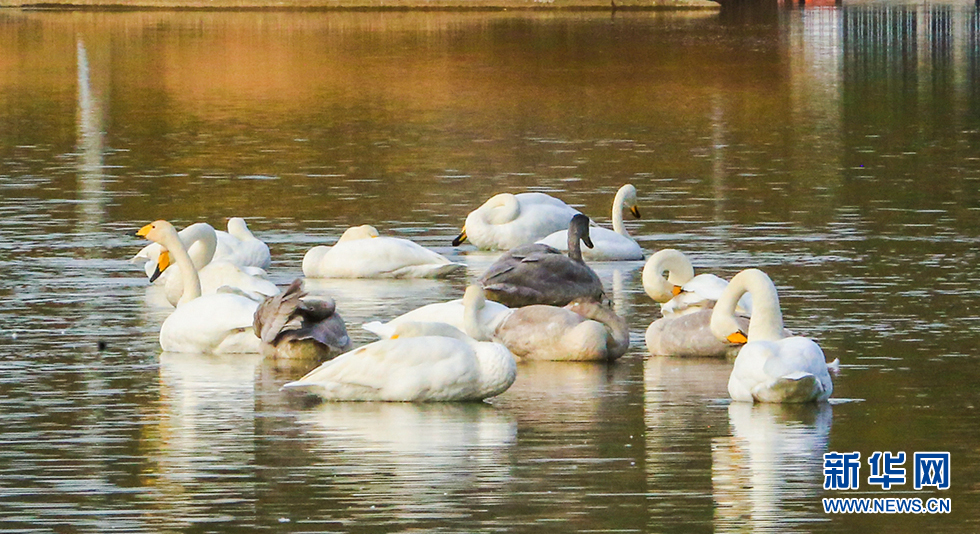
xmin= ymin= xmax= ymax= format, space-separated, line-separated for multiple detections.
xmin=712 ymin=402 xmax=832 ymax=532
xmin=295 ymin=402 xmax=516 ymax=517
xmin=140 ymin=352 xmax=264 ymax=527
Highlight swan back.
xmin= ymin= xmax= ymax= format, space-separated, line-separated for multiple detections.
xmin=642 ymin=249 xmax=695 ymax=303
xmin=458 ymin=192 xmax=580 ymax=250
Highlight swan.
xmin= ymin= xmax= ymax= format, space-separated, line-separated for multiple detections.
xmin=150 ymin=223 xmax=279 ymax=307
xmin=642 ymin=248 xmax=752 ymax=316
xmin=536 ymin=184 xmax=643 ymax=261
xmin=281 ymin=286 xmax=517 ymax=402
xmin=479 ymin=214 xmax=605 ymax=307
xmin=452 ymin=192 xmax=581 ymax=251
xmin=492 ymin=297 xmax=630 ymax=361
xmin=130 ymin=217 xmax=271 ymax=282
xmin=254 ymin=278 xmax=353 ymax=360
xmin=135 ymin=220 xmax=263 ymax=354
xmin=302 ymin=225 xmax=464 ymax=279
xmin=710 ymin=268 xmax=836 ymax=403
xmin=362 ymin=293 xmax=512 ymax=340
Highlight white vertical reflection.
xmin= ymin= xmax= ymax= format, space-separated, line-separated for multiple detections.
xmin=712 ymin=402 xmax=832 ymax=532
xmin=76 ymin=38 xmax=106 ymax=242
xmin=142 ymin=352 xmax=262 ymax=526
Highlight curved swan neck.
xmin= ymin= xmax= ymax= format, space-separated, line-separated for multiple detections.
xmin=719 ymin=269 xmax=783 ymax=341
xmin=181 ymin=223 xmax=218 ymax=269
xmin=463 ymin=285 xmax=492 ymax=341
xmin=642 ymin=249 xmax=694 ymax=302
xmin=485 ymin=193 xmax=520 ymax=225
xmin=611 ymin=184 xmax=636 ymax=237
xmin=570 ymin=300 xmax=629 ymax=354
xmin=160 ymin=224 xmax=202 ymax=305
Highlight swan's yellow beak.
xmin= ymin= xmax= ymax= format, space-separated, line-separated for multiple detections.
xmin=671 ymin=285 xmax=683 ymax=297
xmin=452 ymin=227 xmax=467 ymax=246
xmin=630 ymin=205 xmax=641 ymax=219
xmin=726 ymin=331 xmax=748 ymax=344
xmin=135 ymin=223 xmax=153 ymax=237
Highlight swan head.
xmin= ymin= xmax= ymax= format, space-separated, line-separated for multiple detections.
xmin=569 ymin=214 xmax=594 ymax=249
xmin=618 ymin=184 xmax=641 ymax=219
xmin=452 ymin=227 xmax=467 ymax=246
xmin=642 ymin=249 xmax=694 ymax=303
xmin=135 ymin=220 xmax=178 ymax=245
xmin=337 ymin=225 xmax=380 ymax=243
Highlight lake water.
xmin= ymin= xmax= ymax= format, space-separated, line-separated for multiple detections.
xmin=1 ymin=4 xmax=978 ymax=532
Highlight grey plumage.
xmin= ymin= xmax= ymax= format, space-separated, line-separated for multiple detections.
xmin=479 ymin=214 xmax=605 ymax=307
xmin=254 ymin=279 xmax=352 ymax=360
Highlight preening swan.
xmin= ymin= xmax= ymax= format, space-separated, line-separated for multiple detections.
xmin=479 ymin=214 xmax=605 ymax=307
xmin=150 ymin=222 xmax=279 ymax=307
xmin=254 ymin=278 xmax=353 ymax=360
xmin=711 ymin=269 xmax=836 ymax=403
xmin=452 ymin=192 xmax=581 ymax=251
xmin=303 ymin=225 xmax=464 ymax=279
xmin=281 ymin=286 xmax=517 ymax=402
xmin=537 ymin=184 xmax=643 ymax=261
xmin=642 ymin=249 xmax=752 ymax=316
xmin=492 ymin=297 xmax=630 ymax=361
xmin=130 ymin=217 xmax=270 ymax=282
xmin=136 ymin=220 xmax=262 ymax=354
xmin=643 ymin=249 xmax=752 ymax=358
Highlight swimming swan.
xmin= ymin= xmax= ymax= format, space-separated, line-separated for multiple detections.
xmin=303 ymin=225 xmax=464 ymax=279
xmin=151 ymin=222 xmax=279 ymax=307
xmin=492 ymin=297 xmax=630 ymax=361
xmin=281 ymin=286 xmax=517 ymax=402
xmin=253 ymin=278 xmax=352 ymax=361
xmin=131 ymin=217 xmax=270 ymax=282
xmin=452 ymin=192 xmax=581 ymax=251
xmin=479 ymin=214 xmax=605 ymax=307
xmin=136 ymin=220 xmax=263 ymax=354
xmin=537 ymin=184 xmax=643 ymax=261
xmin=711 ymin=268 xmax=836 ymax=403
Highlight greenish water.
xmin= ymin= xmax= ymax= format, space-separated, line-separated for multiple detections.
xmin=0 ymin=6 xmax=978 ymax=532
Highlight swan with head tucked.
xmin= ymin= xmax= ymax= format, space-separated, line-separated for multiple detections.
xmin=643 ymin=248 xmax=753 ymax=358
xmin=136 ymin=220 xmax=263 ymax=354
xmin=492 ymin=296 xmax=630 ymax=361
xmin=452 ymin=192 xmax=581 ymax=251
xmin=130 ymin=217 xmax=271 ymax=282
xmin=254 ymin=278 xmax=353 ymax=361
xmin=479 ymin=214 xmax=605 ymax=308
xmin=281 ymin=286 xmax=517 ymax=402
xmin=149 ymin=222 xmax=279 ymax=307
xmin=711 ymin=269 xmax=836 ymax=403
xmin=362 ymin=291 xmax=512 ymax=340
xmin=303 ymin=225 xmax=464 ymax=279
xmin=537 ymin=184 xmax=643 ymax=261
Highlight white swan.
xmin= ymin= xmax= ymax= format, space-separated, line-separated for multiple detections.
xmin=536 ymin=184 xmax=643 ymax=261
xmin=710 ymin=268 xmax=836 ymax=403
xmin=642 ymin=248 xmax=752 ymax=316
xmin=151 ymin=223 xmax=279 ymax=307
xmin=302 ymin=225 xmax=464 ymax=279
xmin=492 ymin=297 xmax=630 ymax=361
xmin=362 ymin=294 xmax=512 ymax=340
xmin=452 ymin=192 xmax=581 ymax=251
xmin=130 ymin=217 xmax=271 ymax=282
xmin=136 ymin=220 xmax=262 ymax=354
xmin=281 ymin=286 xmax=517 ymax=402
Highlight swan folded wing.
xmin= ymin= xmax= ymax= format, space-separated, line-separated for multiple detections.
xmin=161 ymin=293 xmax=259 ymax=353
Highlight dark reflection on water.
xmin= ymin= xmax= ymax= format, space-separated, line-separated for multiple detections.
xmin=1 ymin=4 xmax=980 ymax=533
